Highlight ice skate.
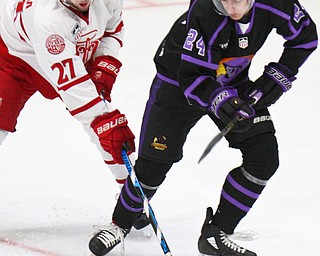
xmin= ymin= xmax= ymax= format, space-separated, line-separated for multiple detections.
xmin=89 ymin=223 xmax=129 ymax=256
xmin=198 ymin=207 xmax=257 ymax=256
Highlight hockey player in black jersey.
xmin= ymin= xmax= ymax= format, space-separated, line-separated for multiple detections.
xmin=89 ymin=0 xmax=318 ymax=255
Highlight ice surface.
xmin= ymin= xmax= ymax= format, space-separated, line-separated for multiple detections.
xmin=0 ymin=0 xmax=319 ymax=255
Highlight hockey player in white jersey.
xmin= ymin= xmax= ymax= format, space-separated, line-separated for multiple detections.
xmin=0 ymin=0 xmax=140 ymax=214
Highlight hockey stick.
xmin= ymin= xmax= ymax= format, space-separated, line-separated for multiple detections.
xmin=121 ymin=145 xmax=173 ymax=256
xmin=198 ymin=91 xmax=262 ymax=163
xmin=98 ymin=94 xmax=172 ymax=255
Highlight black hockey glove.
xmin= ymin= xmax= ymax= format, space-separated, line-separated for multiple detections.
xmin=250 ymin=62 xmax=296 ymax=109
xmin=209 ymin=87 xmax=255 ymax=131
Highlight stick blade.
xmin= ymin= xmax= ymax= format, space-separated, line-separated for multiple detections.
xmin=198 ymin=132 xmax=224 ymax=163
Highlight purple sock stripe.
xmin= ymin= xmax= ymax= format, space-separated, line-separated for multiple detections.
xmin=120 ymin=192 xmax=143 ymax=213
xmin=125 ymin=179 xmax=142 ymax=203
xmin=222 ymin=190 xmax=251 ymax=212
xmin=227 ymin=174 xmax=260 ymax=199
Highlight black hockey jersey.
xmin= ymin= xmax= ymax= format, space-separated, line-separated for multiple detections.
xmin=154 ymin=0 xmax=318 ymax=109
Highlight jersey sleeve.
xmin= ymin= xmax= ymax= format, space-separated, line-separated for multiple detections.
xmin=94 ymin=0 xmax=124 ymax=59
xmin=29 ymin=13 xmax=112 ymax=125
xmin=268 ymin=0 xmax=318 ymax=74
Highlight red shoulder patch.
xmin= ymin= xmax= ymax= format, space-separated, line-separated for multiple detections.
xmin=46 ymin=34 xmax=65 ymax=55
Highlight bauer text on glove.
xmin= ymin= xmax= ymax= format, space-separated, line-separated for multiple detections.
xmin=91 ymin=110 xmax=135 ymax=164
xmin=249 ymin=62 xmax=296 ymax=109
xmin=209 ymin=87 xmax=255 ymax=127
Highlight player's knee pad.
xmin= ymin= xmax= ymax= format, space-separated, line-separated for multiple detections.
xmin=135 ymin=156 xmax=173 ymax=190
xmin=240 ymin=132 xmax=279 ymax=180
xmin=0 ymin=129 xmax=8 ymax=145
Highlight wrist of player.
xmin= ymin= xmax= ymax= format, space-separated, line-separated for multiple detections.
xmin=94 ymin=81 xmax=112 ymax=102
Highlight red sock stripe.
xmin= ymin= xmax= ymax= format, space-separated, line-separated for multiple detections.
xmin=116 ymin=179 xmax=126 ymax=185
xmin=104 ymin=159 xmax=116 ymax=165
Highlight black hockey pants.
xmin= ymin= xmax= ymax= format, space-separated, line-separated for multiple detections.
xmin=113 ymin=76 xmax=279 ymax=230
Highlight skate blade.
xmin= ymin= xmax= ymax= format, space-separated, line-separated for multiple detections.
xmin=229 ymin=230 xmax=259 ymax=241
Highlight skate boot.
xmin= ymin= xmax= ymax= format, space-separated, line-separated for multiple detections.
xmin=89 ymin=223 xmax=130 ymax=256
xmin=198 ymin=207 xmax=257 ymax=256
xmin=133 ymin=211 xmax=150 ymax=230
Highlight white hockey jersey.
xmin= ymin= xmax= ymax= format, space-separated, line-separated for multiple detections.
xmin=0 ymin=0 xmax=124 ymax=125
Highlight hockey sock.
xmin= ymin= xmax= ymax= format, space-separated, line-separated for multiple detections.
xmin=112 ymin=157 xmax=172 ymax=229
xmin=213 ymin=167 xmax=268 ymax=234
xmin=112 ymin=175 xmax=157 ymax=229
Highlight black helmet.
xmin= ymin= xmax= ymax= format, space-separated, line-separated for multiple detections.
xmin=212 ymin=0 xmax=254 ymax=16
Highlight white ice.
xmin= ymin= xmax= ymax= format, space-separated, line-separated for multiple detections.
xmin=0 ymin=0 xmax=319 ymax=255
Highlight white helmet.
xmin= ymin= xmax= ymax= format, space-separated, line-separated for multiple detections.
xmin=212 ymin=0 xmax=254 ymax=16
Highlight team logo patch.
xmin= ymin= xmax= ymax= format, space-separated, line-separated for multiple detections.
xmin=46 ymin=34 xmax=65 ymax=55
xmin=75 ymin=30 xmax=99 ymax=63
xmin=219 ymin=42 xmax=229 ymax=49
xmin=238 ymin=37 xmax=248 ymax=49
xmin=151 ymin=135 xmax=168 ymax=151
xmin=293 ymin=3 xmax=305 ymax=23
xmin=94 ymin=71 xmax=102 ymax=80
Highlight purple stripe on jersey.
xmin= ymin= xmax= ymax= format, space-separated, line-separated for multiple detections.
xmin=186 ymin=0 xmax=199 ymax=28
xmin=255 ymin=3 xmax=310 ymax=41
xmin=208 ymin=17 xmax=228 ymax=63
xmin=156 ymin=73 xmax=179 ymax=86
xmin=125 ymin=179 xmax=142 ymax=203
xmin=181 ymin=54 xmax=218 ymax=70
xmin=120 ymin=193 xmax=143 ymax=212
xmin=285 ymin=19 xmax=310 ymax=41
xmin=184 ymin=75 xmax=213 ymax=107
xmin=222 ymin=190 xmax=251 ymax=212
xmin=235 ymin=6 xmax=256 ymax=34
xmin=138 ymin=76 xmax=162 ymax=156
xmin=255 ymin=3 xmax=290 ymax=20
xmin=227 ymin=174 xmax=260 ymax=199
xmin=290 ymin=40 xmax=318 ymax=49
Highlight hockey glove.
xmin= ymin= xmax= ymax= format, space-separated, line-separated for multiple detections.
xmin=90 ymin=56 xmax=122 ymax=102
xmin=250 ymin=62 xmax=296 ymax=109
xmin=91 ymin=110 xmax=135 ymax=164
xmin=209 ymin=87 xmax=255 ymax=131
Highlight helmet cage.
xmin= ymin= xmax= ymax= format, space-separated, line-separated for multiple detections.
xmin=212 ymin=0 xmax=254 ymax=16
